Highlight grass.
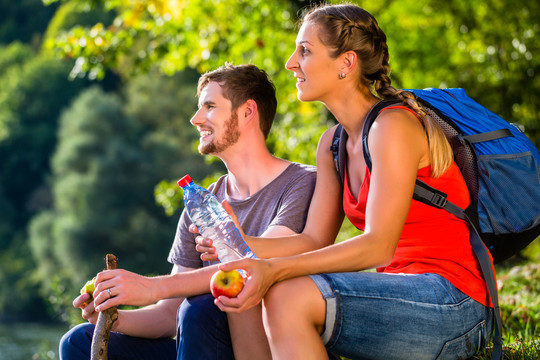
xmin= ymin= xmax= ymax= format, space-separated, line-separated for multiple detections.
xmin=472 ymin=238 xmax=540 ymax=360
xmin=472 ymin=339 xmax=540 ymax=360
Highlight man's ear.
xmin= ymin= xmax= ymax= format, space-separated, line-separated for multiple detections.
xmin=242 ymin=99 xmax=258 ymax=122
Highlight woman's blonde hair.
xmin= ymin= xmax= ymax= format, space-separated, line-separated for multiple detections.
xmin=303 ymin=4 xmax=453 ymax=177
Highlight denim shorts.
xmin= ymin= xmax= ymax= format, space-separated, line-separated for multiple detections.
xmin=309 ymin=272 xmax=493 ymax=360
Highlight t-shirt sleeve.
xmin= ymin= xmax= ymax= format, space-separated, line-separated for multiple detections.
xmin=268 ymin=169 xmax=316 ymax=233
xmin=167 ymin=209 xmax=204 ymax=268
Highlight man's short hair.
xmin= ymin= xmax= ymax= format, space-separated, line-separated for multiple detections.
xmin=197 ymin=63 xmax=277 ymax=139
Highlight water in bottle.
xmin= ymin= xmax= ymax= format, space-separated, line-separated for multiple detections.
xmin=178 ymin=174 xmax=257 ymax=263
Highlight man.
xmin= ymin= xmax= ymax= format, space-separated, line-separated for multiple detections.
xmin=59 ymin=64 xmax=324 ymax=360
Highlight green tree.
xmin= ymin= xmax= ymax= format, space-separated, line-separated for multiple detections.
xmin=0 ymin=45 xmax=89 ymax=319
xmin=0 ymin=231 xmax=49 ymax=321
xmin=36 ymin=87 xmax=164 ymax=284
xmin=0 ymin=42 xmax=34 ymax=251
xmin=0 ymin=42 xmax=34 ymax=78
xmin=0 ymin=49 xmax=88 ymax=229
xmin=0 ymin=0 xmax=58 ymax=45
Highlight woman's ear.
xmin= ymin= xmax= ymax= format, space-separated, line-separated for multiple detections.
xmin=340 ymin=50 xmax=358 ymax=76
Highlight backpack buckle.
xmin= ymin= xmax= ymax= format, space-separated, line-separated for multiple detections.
xmin=430 ymin=193 xmax=448 ymax=208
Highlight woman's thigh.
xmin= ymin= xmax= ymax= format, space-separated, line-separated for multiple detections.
xmin=309 ymin=272 xmax=493 ymax=360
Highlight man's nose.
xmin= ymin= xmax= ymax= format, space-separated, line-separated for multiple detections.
xmin=190 ymin=109 xmax=203 ymax=126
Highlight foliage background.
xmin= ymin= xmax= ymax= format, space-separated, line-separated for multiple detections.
xmin=0 ymin=0 xmax=538 ymax=357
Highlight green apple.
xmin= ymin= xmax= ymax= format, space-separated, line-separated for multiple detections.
xmin=80 ymin=276 xmax=96 ymax=306
xmin=210 ymin=270 xmax=245 ymax=298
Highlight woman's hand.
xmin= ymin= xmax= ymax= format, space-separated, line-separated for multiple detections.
xmin=92 ymin=269 xmax=158 ymax=312
xmin=212 ymin=257 xmax=277 ymax=313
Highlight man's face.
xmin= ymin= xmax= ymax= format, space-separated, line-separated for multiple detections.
xmin=190 ymin=82 xmax=240 ymax=155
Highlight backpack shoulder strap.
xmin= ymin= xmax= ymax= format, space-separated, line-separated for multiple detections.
xmin=361 ymin=99 xmax=404 ymax=171
xmin=330 ymin=124 xmax=348 ymax=185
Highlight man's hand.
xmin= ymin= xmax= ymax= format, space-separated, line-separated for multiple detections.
xmin=73 ymin=292 xmax=100 ymax=324
xmin=192 ymin=222 xmax=219 ymax=261
xmin=92 ymin=269 xmax=159 ymax=312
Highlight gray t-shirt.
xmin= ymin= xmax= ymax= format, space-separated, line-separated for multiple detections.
xmin=167 ymin=162 xmax=316 ymax=268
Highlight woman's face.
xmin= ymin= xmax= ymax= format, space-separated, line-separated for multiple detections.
xmin=285 ymin=22 xmax=342 ymax=103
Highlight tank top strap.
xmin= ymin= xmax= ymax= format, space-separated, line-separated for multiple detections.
xmin=380 ymin=105 xmax=423 ymax=125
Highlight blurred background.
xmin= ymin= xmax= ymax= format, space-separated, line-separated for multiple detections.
xmin=0 ymin=0 xmax=538 ymax=359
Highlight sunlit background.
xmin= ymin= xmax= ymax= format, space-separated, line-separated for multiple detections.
xmin=0 ymin=0 xmax=538 ymax=359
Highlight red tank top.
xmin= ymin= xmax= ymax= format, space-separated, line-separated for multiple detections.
xmin=343 ymin=106 xmax=493 ymax=307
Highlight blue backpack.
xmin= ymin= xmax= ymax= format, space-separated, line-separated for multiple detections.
xmin=331 ymin=88 xmax=540 ymax=360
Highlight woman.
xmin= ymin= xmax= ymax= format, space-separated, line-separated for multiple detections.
xmin=202 ymin=4 xmax=495 ymax=359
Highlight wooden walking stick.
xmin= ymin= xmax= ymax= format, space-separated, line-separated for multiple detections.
xmin=91 ymin=254 xmax=119 ymax=360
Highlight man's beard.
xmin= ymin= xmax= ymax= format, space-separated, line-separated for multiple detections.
xmin=199 ymin=112 xmax=240 ymax=155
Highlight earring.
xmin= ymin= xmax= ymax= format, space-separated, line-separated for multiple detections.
xmin=339 ymin=72 xmax=346 ymax=79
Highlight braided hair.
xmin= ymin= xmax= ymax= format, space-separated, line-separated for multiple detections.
xmin=302 ymin=4 xmax=453 ymax=177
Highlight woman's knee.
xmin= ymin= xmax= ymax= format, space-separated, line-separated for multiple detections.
xmin=263 ymin=277 xmax=325 ymax=332
xmin=263 ymin=279 xmax=292 ymax=318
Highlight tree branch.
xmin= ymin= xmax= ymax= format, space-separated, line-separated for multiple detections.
xmin=91 ymin=254 xmax=119 ymax=360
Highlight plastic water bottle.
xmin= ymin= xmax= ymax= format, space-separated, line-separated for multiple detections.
xmin=178 ymin=174 xmax=257 ymax=263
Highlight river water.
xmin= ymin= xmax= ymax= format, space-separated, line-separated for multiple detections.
xmin=0 ymin=322 xmax=69 ymax=360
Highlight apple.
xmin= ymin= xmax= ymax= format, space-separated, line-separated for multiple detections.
xmin=80 ymin=276 xmax=96 ymax=306
xmin=210 ymin=269 xmax=245 ymax=298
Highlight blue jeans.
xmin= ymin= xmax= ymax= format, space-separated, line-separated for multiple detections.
xmin=176 ymin=294 xmax=235 ymax=360
xmin=309 ymin=272 xmax=493 ymax=360
xmin=59 ymin=323 xmax=176 ymax=359
xmin=59 ymin=294 xmax=234 ymax=360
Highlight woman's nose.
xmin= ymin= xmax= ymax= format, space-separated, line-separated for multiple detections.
xmin=285 ymin=50 xmax=298 ymax=71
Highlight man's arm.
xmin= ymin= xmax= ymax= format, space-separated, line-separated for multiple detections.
xmin=80 ymin=264 xmax=217 ymax=339
xmin=110 ymin=264 xmax=191 ymax=338
xmin=113 ymin=297 xmax=182 ymax=339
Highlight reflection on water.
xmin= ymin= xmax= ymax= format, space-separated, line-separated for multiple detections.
xmin=0 ymin=322 xmax=69 ymax=360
